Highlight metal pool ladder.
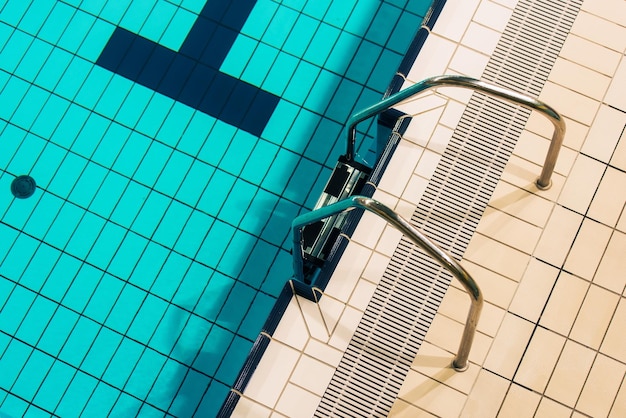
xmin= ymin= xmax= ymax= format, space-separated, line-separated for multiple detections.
xmin=292 ymin=75 xmax=566 ymax=371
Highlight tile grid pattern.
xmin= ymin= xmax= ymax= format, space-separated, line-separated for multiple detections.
xmin=0 ymin=0 xmax=433 ymax=416
xmin=315 ymin=0 xmax=582 ymax=415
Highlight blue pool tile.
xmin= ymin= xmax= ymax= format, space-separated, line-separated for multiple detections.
xmin=74 ymin=65 xmax=114 ymax=110
xmin=174 ymin=160 xmax=215 ymax=207
xmin=94 ymin=75 xmax=133 ymax=119
xmin=261 ymin=249 xmax=292 ymax=295
xmin=196 ymin=170 xmax=235 ymax=216
xmin=242 ymin=42 xmax=279 ymax=87
xmin=366 ymin=2 xmax=402 ymax=47
xmin=86 ymin=222 xmax=126 ymax=270
xmin=134 ymin=141 xmax=173 ymax=188
xmin=283 ymin=13 xmax=317 ymax=57
xmin=173 ymin=210 xmax=213 ymax=258
xmin=65 ymin=211 xmax=105 ymax=259
xmin=347 ymin=40 xmax=383 ymax=85
xmin=0 ymin=1 xmax=31 ymax=26
xmin=217 ymin=230 xmax=258 ymax=278
xmin=239 ymin=291 xmax=277 ymax=339
xmin=150 ymin=304 xmax=190 ymax=355
xmin=14 ymin=38 xmax=53 ymax=82
xmin=109 ymin=180 xmax=150 ymax=228
xmin=33 ymin=360 xmax=76 ymax=413
xmin=83 ymin=274 xmax=124 ymax=323
xmin=303 ymin=69 xmax=342 ymax=114
xmin=102 ymin=338 xmax=144 ymax=388
xmin=135 ymin=94 xmax=175 ymax=139
xmin=0 ymin=30 xmax=33 ymax=75
xmin=58 ymin=315 xmax=101 ymax=367
xmin=49 ymin=102 xmax=91 ymax=149
xmin=239 ymin=188 xmax=280 ymax=235
xmin=192 ymin=325 xmax=233 ymax=376
xmin=304 ymin=23 xmax=341 ymax=67
xmin=240 ymin=139 xmax=279 ymax=185
xmin=153 ymin=200 xmax=192 ymax=248
xmin=220 ymin=130 xmax=258 ymax=176
xmin=105 ymin=284 xmax=147 ymax=333
xmin=262 ymin=5 xmax=299 ymax=49
xmin=11 ymin=85 xmax=50 ymax=131
xmin=151 ymin=251 xmax=192 ymax=301
xmin=109 ymin=393 xmax=142 ymax=417
xmin=216 ymin=281 xmax=256 ymax=331
xmin=0 ymin=124 xmax=26 ymax=170
xmin=324 ymin=31 xmax=361 ymax=76
xmin=0 ymin=77 xmax=30 ymax=125
xmin=107 ymin=232 xmax=149 ymax=279
xmin=304 ymin=117 xmax=343 ymax=163
xmin=0 ymin=285 xmax=35 ymax=335
xmin=0 ymin=340 xmax=32 ymax=390
xmin=112 ymin=131 xmax=151 ymax=177
xmin=123 ymin=349 xmax=167 ymax=400
xmin=68 ymin=161 xmax=109 ymax=209
xmin=36 ymin=306 xmax=79 ymax=357
xmin=283 ymin=108 xmax=322 ymax=153
xmin=53 ymin=55 xmax=92 ymax=101
xmin=160 ymin=6 xmax=197 ymax=50
xmin=11 ymin=349 xmax=54 ymax=402
xmin=326 ymin=77 xmax=364 ymax=123
xmin=78 ymin=0 xmax=106 ymax=15
xmin=139 ymin=0 xmax=177 ymax=43
xmin=81 ymin=382 xmax=119 ymax=417
xmin=195 ymin=220 xmax=236 ymax=269
xmin=7 ymin=133 xmax=46 ymax=178
xmin=34 ymin=47 xmax=73 ymax=91
xmin=261 ymin=51 xmax=298 ymax=97
xmin=115 ymin=84 xmax=154 ymax=129
xmin=1 ymin=394 xmax=28 ymax=418
xmin=369 ymin=48 xmax=403 ymax=92
xmin=262 ymin=198 xmax=302 ymax=247
xmin=131 ymin=191 xmax=170 ymax=238
xmin=37 ymin=2 xmax=75 ymax=44
xmin=15 ymin=296 xmax=57 ymax=346
xmin=388 ymin=10 xmax=422 ymax=53
xmin=145 ymin=358 xmax=188 ymax=411
xmin=57 ymin=9 xmax=97 ymax=53
xmin=284 ymin=158 xmax=323 ymax=203
xmin=30 ymin=95 xmax=71 ymax=140
xmin=0 ymin=233 xmax=39 ymax=282
xmin=283 ymin=59 xmax=321 ymax=105
xmin=153 ymin=151 xmax=194 ymax=196
xmin=62 ymin=263 xmax=103 ymax=313
xmin=195 ymin=273 xmax=234 ymax=322
xmin=170 ymin=314 xmax=212 ymax=364
xmin=126 ymin=294 xmax=168 ymax=344
xmin=89 ymin=172 xmax=130 ymax=219
xmin=217 ymin=179 xmax=257 ymax=227
xmin=80 ymin=328 xmax=123 ymax=378
xmin=168 ymin=370 xmax=211 ymax=418
xmin=215 ymin=335 xmax=253 ymax=383
xmin=55 ymin=371 xmax=98 ymax=417
xmin=39 ymin=252 xmax=82 ymax=302
xmin=71 ymin=112 xmax=111 ymax=158
xmin=171 ymin=261 xmax=212 ymax=310
xmin=91 ymin=122 xmax=131 ymax=168
xmin=261 ymin=147 xmax=300 ymax=195
xmin=18 ymin=242 xmax=61 ymax=292
xmin=240 ymin=1 xmax=277 ymax=40
xmin=197 ymin=380 xmax=231 ymax=417
xmin=2 ymin=191 xmax=40 ymax=231
xmin=344 ymin=1 xmax=379 ymax=35
xmin=128 ymin=241 xmax=169 ymax=290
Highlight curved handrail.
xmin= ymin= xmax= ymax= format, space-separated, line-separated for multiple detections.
xmin=292 ymin=195 xmax=483 ymax=371
xmin=346 ymin=75 xmax=566 ymax=189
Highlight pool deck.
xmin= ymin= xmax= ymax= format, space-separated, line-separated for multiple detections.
xmin=233 ymin=0 xmax=626 ymax=416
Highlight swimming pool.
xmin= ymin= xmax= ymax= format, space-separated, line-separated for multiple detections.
xmin=0 ymin=0 xmax=433 ymax=416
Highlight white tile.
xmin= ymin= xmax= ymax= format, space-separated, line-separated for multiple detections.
xmin=375 ymin=224 xmax=403 ymax=258
xmin=401 ymin=174 xmax=429 ymax=206
xmin=581 ymin=0 xmax=626 ymax=26
xmin=431 ymin=0 xmax=481 ymax=42
xmin=611 ymin=126 xmax=626 ymax=172
xmin=514 ymin=327 xmax=566 ymax=393
xmin=581 ymin=104 xmax=626 ymax=164
xmin=361 ymin=251 xmax=390 ymax=285
xmin=539 ymin=81 xmax=600 ymax=126
xmin=323 ymin=241 xmax=370 ymax=302
xmin=243 ymin=339 xmax=301 ymax=408
xmin=388 ymin=399 xmax=436 ymax=417
xmin=605 ymin=55 xmax=626 ymax=112
xmin=463 ymin=260 xmax=518 ymax=310
xmin=569 ymin=285 xmax=620 ymax=350
xmin=232 ymin=396 xmax=273 ymax=418
xmin=274 ymin=384 xmax=320 ymax=418
xmin=535 ymin=397 xmax=573 ymax=418
xmin=559 ymin=34 xmax=622 ymax=76
xmin=601 ymin=298 xmax=626 ymax=363
xmin=570 ymin=11 xmax=626 ymax=53
xmin=524 ymin=111 xmax=589 ymax=153
xmin=482 ymin=313 xmax=534 ymax=379
xmin=610 ymin=375 xmax=626 ymax=418
xmin=545 ymin=340 xmax=596 ymax=407
xmin=347 ymin=278 xmax=376 ymax=312
xmin=548 ymin=57 xmax=612 ymax=101
xmin=588 ymin=168 xmax=626 ymax=228
xmin=439 ymin=99 xmax=466 ymax=130
xmin=290 ymin=354 xmax=335 ymax=397
xmin=448 ymin=45 xmax=490 ymax=78
xmin=558 ymin=154 xmax=606 ymax=215
xmin=513 ymin=130 xmax=576 ymax=177
xmin=405 ymin=34 xmax=457 ymax=82
xmin=414 ymin=148 xmax=442 ymax=180
xmin=491 ymin=0 xmax=518 ymax=9
xmin=539 ymin=272 xmax=588 ymax=336
xmin=498 ymin=384 xmax=541 ymax=418
xmin=500 ymin=154 xmax=566 ymax=202
xmin=475 ymin=206 xmax=542 ymax=254
xmin=594 ymin=231 xmax=626 ymax=294
xmin=297 ymin=294 xmax=334 ymax=342
xmin=618 ymin=209 xmax=626 ymax=235
xmin=303 ymin=338 xmax=343 ymax=369
xmin=327 ymin=304 xmax=363 ymax=352
xmin=272 ymin=296 xmax=311 ymax=350
xmin=534 ymin=206 xmax=582 ymax=267
xmin=439 ymin=284 xmax=503 ymax=337
xmin=509 ymin=258 xmax=559 ymax=323
xmin=488 ymin=180 xmax=554 ymax=228
xmin=426 ymin=124 xmax=454 ymax=155
xmin=461 ymin=22 xmax=501 ymax=56
xmin=461 ymin=369 xmax=509 ymax=418
xmin=473 ymin=0 xmax=513 ymax=32
xmin=564 ymin=218 xmax=612 ymax=281
xmin=398 ymin=370 xmax=468 ymax=418
xmin=350 ymin=210 xmax=388 ymax=249
xmin=576 ymin=354 xmax=626 ymax=418
xmin=377 ymin=140 xmax=423 ymax=198
xmin=464 ymin=233 xmax=530 ymax=282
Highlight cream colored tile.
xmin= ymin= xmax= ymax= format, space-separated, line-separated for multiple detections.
xmin=601 ymin=298 xmax=626 ymax=363
xmin=350 ymin=210 xmax=388 ymax=249
xmin=290 ymin=354 xmax=335 ymax=397
xmin=409 ymin=341 xmax=481 ymax=395
xmin=560 ymin=34 xmax=622 ymax=77
xmin=605 ymin=55 xmax=626 ymax=112
xmin=463 ymin=260 xmax=518 ymax=309
xmin=539 ymin=81 xmax=600 ymax=126
xmin=274 ymin=384 xmax=320 ymax=418
xmin=475 ymin=206 xmax=542 ymax=254
xmin=548 ymin=57 xmax=612 ymax=101
xmin=534 ymin=206 xmax=583 ymax=267
xmin=509 ymin=258 xmax=559 ymax=323
xmin=323 ymin=242 xmax=370 ymax=302
xmin=431 ymin=0 xmax=481 ymax=42
xmin=389 ymin=399 xmax=436 ymax=417
xmin=610 ymin=376 xmax=626 ymax=418
xmin=576 ymin=354 xmax=626 ymax=418
xmin=402 ymin=174 xmax=429 ymax=206
xmin=461 ymin=369 xmax=509 ymax=418
xmin=362 ymin=251 xmax=390 ymax=285
xmin=232 ymin=396 xmax=273 ymax=418
xmin=618 ymin=209 xmax=626 ymax=235
xmin=500 ymin=155 xmax=566 ymax=202
xmin=439 ymin=99 xmax=466 ymax=130
xmin=303 ymin=338 xmax=343 ymax=369
xmin=347 ymin=278 xmax=376 ymax=312
xmin=244 ymin=339 xmax=301 ymax=408
xmin=297 ymin=294 xmax=335 ymax=343
xmin=426 ymin=125 xmax=454 ymax=155
xmin=461 ymin=22 xmax=500 ymax=56
xmin=594 ymin=231 xmax=626 ymax=294
xmin=272 ymin=296 xmax=310 ymax=350
xmin=545 ymin=340 xmax=596 ymax=407
xmin=377 ymin=140 xmax=423 ymax=198
xmin=570 ymin=11 xmax=626 ymax=53
xmin=492 ymin=0 xmax=517 ymax=9
xmin=515 ymin=327 xmax=566 ymax=393
xmin=414 ymin=149 xmax=442 ymax=180
xmin=570 ymin=285 xmax=620 ymax=349
xmin=535 ymin=397 xmax=573 ymax=418
xmin=448 ymin=45 xmax=490 ymax=78
xmin=406 ymin=34 xmax=457 ymax=82
xmin=564 ymin=218 xmax=612 ymax=281
xmin=489 ymin=180 xmax=554 ymax=228
xmin=441 ymin=283 xmax=504 ymax=337
xmin=473 ymin=0 xmax=513 ymax=32
xmin=513 ymin=129 xmax=577 ymax=176
xmin=524 ymin=112 xmax=588 ymax=152
xmin=588 ymin=168 xmax=626 ymax=227
xmin=464 ymin=233 xmax=530 ymax=282
xmin=539 ymin=272 xmax=588 ymax=336
xmin=581 ymin=0 xmax=626 ymax=26
xmin=611 ymin=127 xmax=626 ymax=172
xmin=327 ymin=304 xmax=363 ymax=352
xmin=483 ymin=313 xmax=534 ymax=379
xmin=375 ymin=224 xmax=404 ymax=258
xmin=498 ymin=384 xmax=541 ymax=418
xmin=558 ymin=154 xmax=605 ymax=215
xmin=398 ymin=370 xmax=468 ymax=418
xmin=581 ymin=104 xmax=626 ymax=164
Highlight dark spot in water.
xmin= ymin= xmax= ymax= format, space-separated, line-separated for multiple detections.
xmin=11 ymin=175 xmax=36 ymax=199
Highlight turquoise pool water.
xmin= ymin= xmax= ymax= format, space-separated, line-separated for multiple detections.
xmin=0 ymin=0 xmax=432 ymax=416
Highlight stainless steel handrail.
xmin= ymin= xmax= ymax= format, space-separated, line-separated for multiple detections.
xmin=346 ymin=75 xmax=566 ymax=190
xmin=292 ymin=195 xmax=483 ymax=371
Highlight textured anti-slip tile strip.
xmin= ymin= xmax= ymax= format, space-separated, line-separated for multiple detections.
xmin=316 ymin=0 xmax=583 ymax=416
